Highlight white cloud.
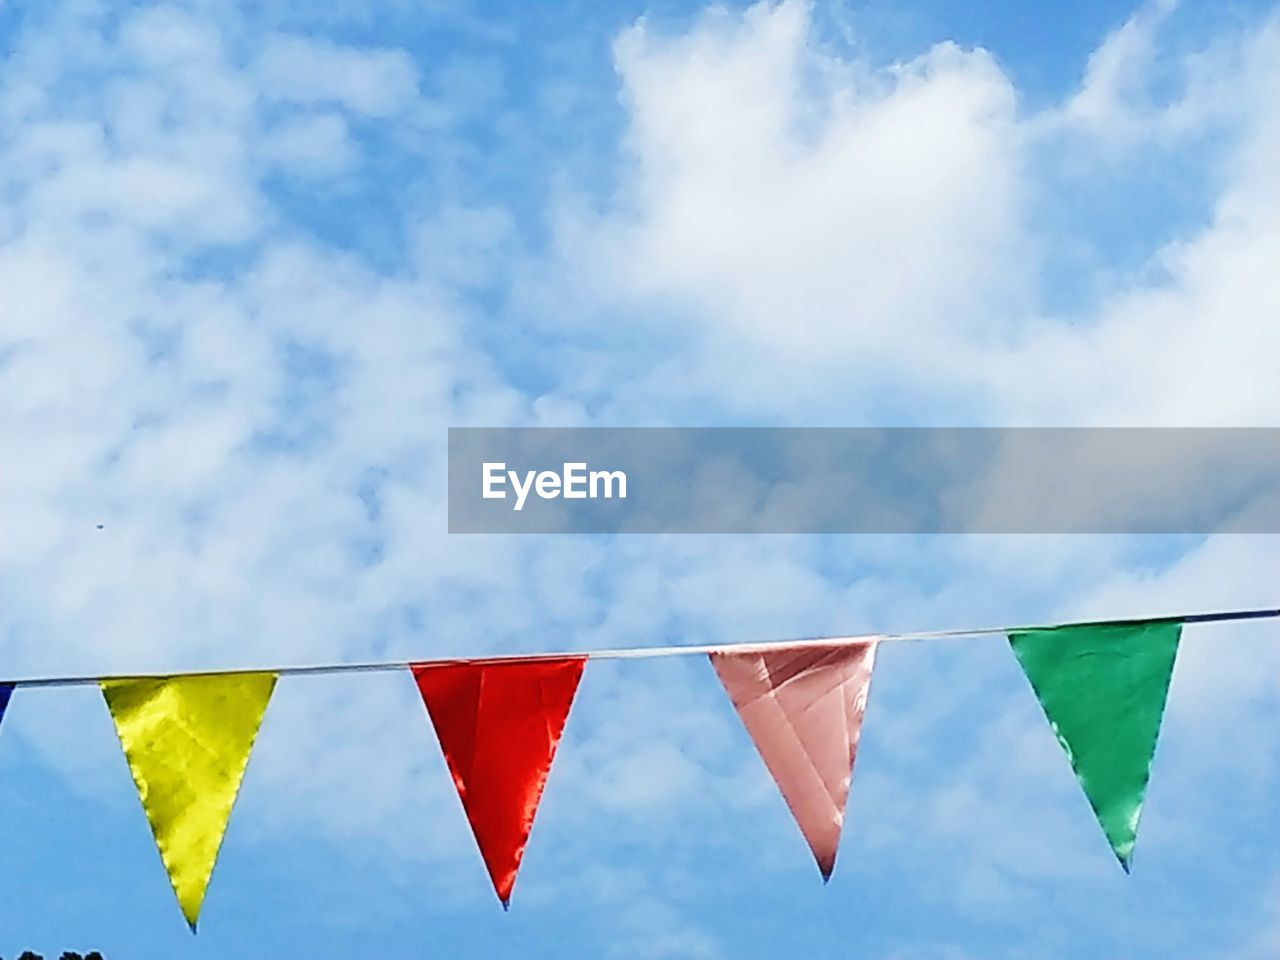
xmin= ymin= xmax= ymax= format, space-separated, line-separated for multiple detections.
xmin=254 ymin=33 xmax=421 ymax=117
xmin=259 ymin=111 xmax=358 ymax=178
xmin=1055 ymin=0 xmax=1182 ymax=142
xmin=3 ymin=1 xmax=1280 ymax=949
xmin=560 ymin=1 xmax=1026 ymax=415
xmin=544 ymin=0 xmax=1280 ymax=427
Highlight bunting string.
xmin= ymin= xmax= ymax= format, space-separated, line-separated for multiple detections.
xmin=4 ymin=605 xmax=1278 ymax=688
xmin=1 ymin=602 xmax=1278 ymax=931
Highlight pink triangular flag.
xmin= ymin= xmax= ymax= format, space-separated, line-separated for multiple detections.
xmin=710 ymin=640 xmax=879 ymax=879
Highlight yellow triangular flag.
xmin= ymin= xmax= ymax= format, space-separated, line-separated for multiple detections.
xmin=102 ymin=672 xmax=276 ymax=931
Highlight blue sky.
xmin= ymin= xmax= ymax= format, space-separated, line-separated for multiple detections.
xmin=3 ymin=0 xmax=1280 ymax=957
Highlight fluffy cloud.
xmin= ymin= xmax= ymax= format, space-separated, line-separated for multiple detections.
xmin=546 ymin=0 xmax=1280 ymax=425
xmin=542 ymin=1 xmax=1025 ymax=419
xmin=3 ymin=0 xmax=1280 ymax=954
xmin=253 ymin=34 xmax=421 ymax=117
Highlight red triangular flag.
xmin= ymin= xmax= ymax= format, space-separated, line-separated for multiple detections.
xmin=412 ymin=656 xmax=586 ymax=906
xmin=710 ymin=641 xmax=878 ymax=879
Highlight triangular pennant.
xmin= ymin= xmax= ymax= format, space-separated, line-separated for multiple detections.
xmin=0 ymin=683 xmax=12 ymax=726
xmin=710 ymin=641 xmax=879 ymax=879
xmin=102 ymin=672 xmax=277 ymax=931
xmin=412 ymin=657 xmax=585 ymax=907
xmin=1008 ymin=620 xmax=1181 ymax=871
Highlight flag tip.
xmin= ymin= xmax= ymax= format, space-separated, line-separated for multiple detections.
xmin=1115 ymin=846 xmax=1134 ymax=875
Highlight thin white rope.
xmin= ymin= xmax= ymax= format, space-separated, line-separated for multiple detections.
xmin=6 ymin=605 xmax=1276 ymax=690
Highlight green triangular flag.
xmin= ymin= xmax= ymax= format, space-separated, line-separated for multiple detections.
xmin=1008 ymin=619 xmax=1181 ymax=871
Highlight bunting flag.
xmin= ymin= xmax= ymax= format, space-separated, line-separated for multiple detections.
xmin=102 ymin=672 xmax=277 ymax=931
xmin=412 ymin=657 xmax=586 ymax=907
xmin=0 ymin=605 xmax=1271 ymax=927
xmin=710 ymin=641 xmax=879 ymax=879
xmin=1008 ymin=620 xmax=1181 ymax=871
